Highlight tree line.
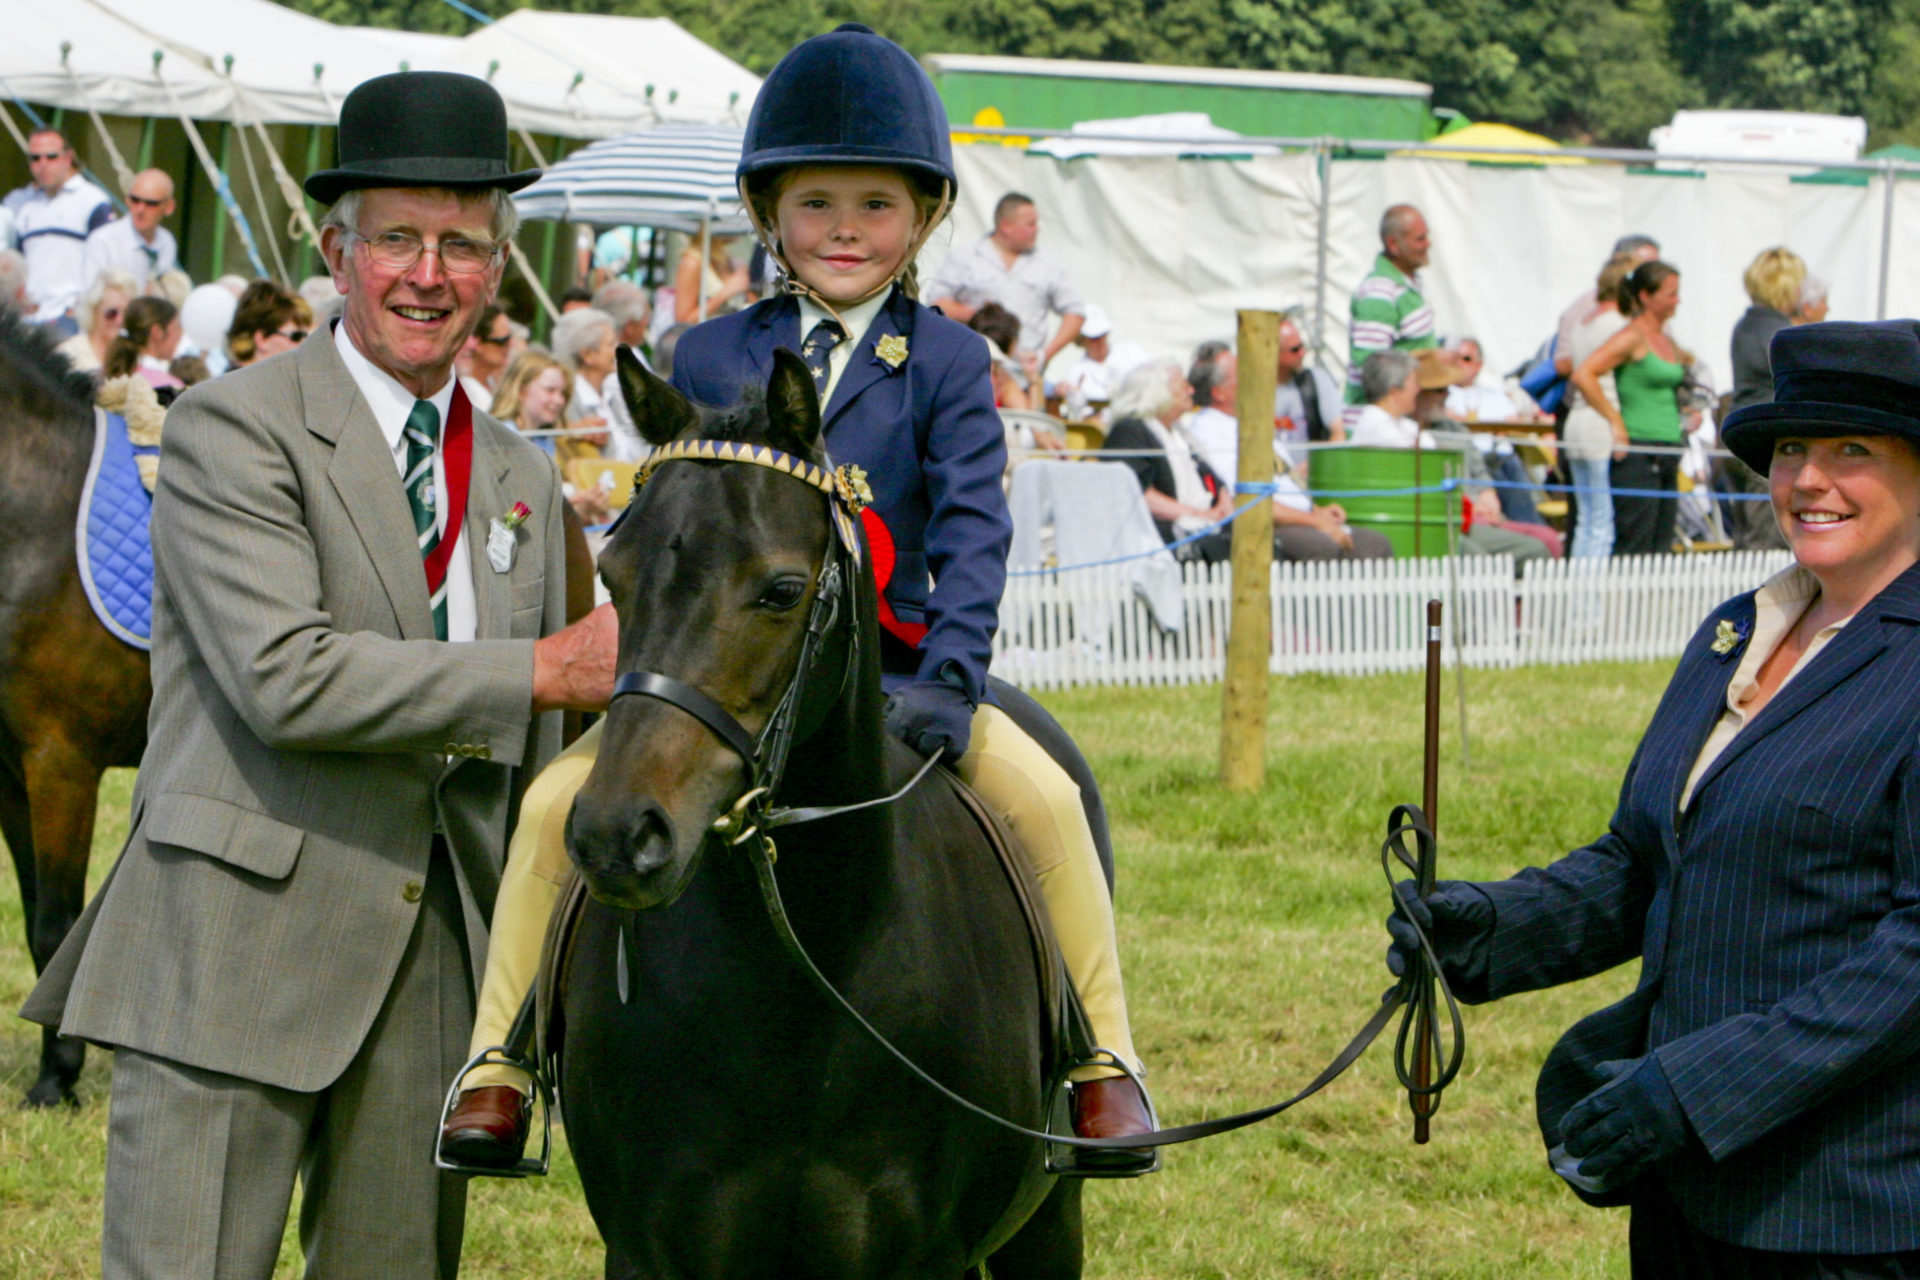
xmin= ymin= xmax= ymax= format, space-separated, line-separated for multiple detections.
xmin=283 ymin=0 xmax=1920 ymax=150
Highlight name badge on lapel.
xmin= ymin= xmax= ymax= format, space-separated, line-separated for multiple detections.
xmin=488 ymin=501 xmax=532 ymax=574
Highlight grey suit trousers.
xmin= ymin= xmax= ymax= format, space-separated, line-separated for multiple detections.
xmin=103 ymin=848 xmax=473 ymax=1280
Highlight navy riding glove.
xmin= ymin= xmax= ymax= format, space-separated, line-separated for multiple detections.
xmin=1559 ymin=1053 xmax=1691 ymax=1190
xmin=884 ymin=664 xmax=975 ymax=765
xmin=1385 ymin=878 xmax=1495 ymax=986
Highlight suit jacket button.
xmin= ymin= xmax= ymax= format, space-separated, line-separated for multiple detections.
xmin=475 ymin=744 xmax=490 ymax=760
xmin=402 ymin=880 xmax=423 ymax=903
xmin=444 ymin=743 xmax=460 ymax=756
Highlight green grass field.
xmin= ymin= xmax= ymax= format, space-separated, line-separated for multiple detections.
xmin=0 ymin=661 xmax=1670 ymax=1278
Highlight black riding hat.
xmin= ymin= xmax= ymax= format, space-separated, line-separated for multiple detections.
xmin=1721 ymin=320 xmax=1920 ymax=472
xmin=737 ymin=24 xmax=956 ymax=191
xmin=304 ymin=71 xmax=542 ymax=206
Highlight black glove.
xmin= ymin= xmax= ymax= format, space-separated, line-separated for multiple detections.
xmin=884 ymin=666 xmax=975 ymax=764
xmin=1385 ymin=878 xmax=1495 ymax=984
xmin=1560 ymin=1054 xmax=1691 ymax=1190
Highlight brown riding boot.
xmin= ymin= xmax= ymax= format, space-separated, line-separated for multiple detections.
xmin=1069 ymin=1075 xmax=1158 ymax=1176
xmin=438 ymin=1085 xmax=531 ymax=1171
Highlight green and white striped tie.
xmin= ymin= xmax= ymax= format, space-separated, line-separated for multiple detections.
xmin=402 ymin=399 xmax=447 ymax=641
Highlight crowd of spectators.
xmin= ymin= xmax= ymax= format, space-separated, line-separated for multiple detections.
xmin=1 ymin=128 xmax=693 ymax=530
xmin=2 ymin=133 xmax=1833 ymax=561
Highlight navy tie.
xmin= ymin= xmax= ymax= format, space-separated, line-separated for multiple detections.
xmin=800 ymin=318 xmax=845 ymax=400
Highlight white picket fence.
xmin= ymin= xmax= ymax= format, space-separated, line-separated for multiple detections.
xmin=992 ymin=550 xmax=1795 ymax=690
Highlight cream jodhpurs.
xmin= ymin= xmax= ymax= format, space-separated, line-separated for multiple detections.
xmin=465 ymin=707 xmax=1138 ymax=1092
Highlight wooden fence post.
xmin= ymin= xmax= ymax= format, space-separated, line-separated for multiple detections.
xmin=1221 ymin=309 xmax=1280 ymax=791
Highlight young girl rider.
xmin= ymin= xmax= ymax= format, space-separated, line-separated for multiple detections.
xmin=440 ymin=23 xmax=1155 ymax=1176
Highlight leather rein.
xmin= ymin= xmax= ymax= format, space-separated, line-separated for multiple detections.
xmin=608 ymin=439 xmax=1464 ymax=1155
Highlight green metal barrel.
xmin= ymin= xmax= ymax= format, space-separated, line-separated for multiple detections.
xmin=1306 ymin=446 xmax=1457 ymax=558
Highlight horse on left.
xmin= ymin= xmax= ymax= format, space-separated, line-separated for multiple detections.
xmin=0 ymin=311 xmax=148 ymax=1108
xmin=0 ymin=310 xmax=598 ymax=1107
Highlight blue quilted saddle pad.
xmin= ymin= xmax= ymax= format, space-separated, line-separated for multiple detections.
xmin=77 ymin=409 xmax=157 ymax=651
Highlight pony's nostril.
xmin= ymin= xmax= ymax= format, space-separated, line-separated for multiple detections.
xmin=629 ymin=803 xmax=675 ymax=874
xmin=566 ymin=795 xmax=677 ymax=881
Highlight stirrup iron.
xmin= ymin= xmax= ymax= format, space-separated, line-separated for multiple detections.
xmin=1044 ymin=1047 xmax=1162 ymax=1179
xmin=434 ymin=1045 xmax=554 ymax=1179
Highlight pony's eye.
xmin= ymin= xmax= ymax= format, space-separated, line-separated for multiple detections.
xmin=758 ymin=577 xmax=808 ymax=611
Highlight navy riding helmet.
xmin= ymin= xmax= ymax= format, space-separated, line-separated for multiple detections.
xmin=737 ymin=23 xmax=956 ymax=194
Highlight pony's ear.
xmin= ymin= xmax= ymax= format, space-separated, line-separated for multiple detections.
xmin=616 ymin=346 xmax=699 ymax=445
xmin=766 ymin=347 xmax=823 ymax=455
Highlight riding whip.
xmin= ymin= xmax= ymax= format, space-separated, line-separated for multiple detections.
xmin=1386 ymin=598 xmax=1459 ymax=1144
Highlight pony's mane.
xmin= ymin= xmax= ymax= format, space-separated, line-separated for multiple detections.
xmin=0 ymin=306 xmax=97 ymax=425
xmin=680 ymin=378 xmax=829 ymax=468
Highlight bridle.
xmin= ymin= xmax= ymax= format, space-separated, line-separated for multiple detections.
xmin=602 ymin=438 xmax=1464 ymax=1159
xmin=607 ymin=437 xmax=943 ymax=854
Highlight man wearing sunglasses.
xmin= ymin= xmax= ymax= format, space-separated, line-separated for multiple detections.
xmin=1274 ymin=315 xmax=1343 ymax=443
xmin=3 ymin=128 xmax=113 ymax=325
xmin=24 ymin=71 xmax=616 ymax=1279
xmin=83 ymin=169 xmax=178 ymax=293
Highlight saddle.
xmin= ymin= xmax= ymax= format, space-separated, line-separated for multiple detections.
xmin=76 ymin=379 xmax=166 ymax=651
xmin=529 ymin=763 xmax=1092 ymax=1093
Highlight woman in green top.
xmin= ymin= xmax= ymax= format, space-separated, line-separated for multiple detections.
xmin=1572 ymin=260 xmax=1695 ymax=555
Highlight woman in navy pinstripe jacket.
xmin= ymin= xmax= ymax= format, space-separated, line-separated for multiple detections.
xmin=1392 ymin=320 xmax=1920 ymax=1277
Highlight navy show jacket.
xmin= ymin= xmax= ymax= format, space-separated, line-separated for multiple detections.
xmin=1465 ymin=561 xmax=1920 ymax=1251
xmin=671 ymin=287 xmax=1011 ymax=703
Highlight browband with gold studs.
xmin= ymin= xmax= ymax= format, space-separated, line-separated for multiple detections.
xmin=633 ymin=438 xmax=873 ymax=557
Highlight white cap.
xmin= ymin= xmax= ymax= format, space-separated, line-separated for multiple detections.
xmin=1079 ymin=303 xmax=1111 ymax=340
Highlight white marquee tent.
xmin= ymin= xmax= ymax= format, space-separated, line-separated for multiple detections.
xmin=940 ymin=137 xmax=1920 ymax=393
xmin=0 ymin=0 xmax=758 ymax=137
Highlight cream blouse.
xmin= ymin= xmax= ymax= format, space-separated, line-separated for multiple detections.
xmin=1681 ymin=564 xmax=1848 ymax=811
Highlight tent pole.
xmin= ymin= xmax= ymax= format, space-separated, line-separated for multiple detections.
xmin=211 ymin=123 xmax=230 ymax=280
xmin=1313 ymin=137 xmax=1332 ymax=361
xmin=510 ymin=240 xmax=561 ymax=324
xmin=300 ymin=125 xmax=327 ymax=280
xmin=137 ymin=118 xmax=155 ymax=171
xmin=1879 ymin=160 xmax=1896 ymax=321
xmin=538 ymin=220 xmax=559 ymax=342
xmin=697 ymin=204 xmax=713 ymax=319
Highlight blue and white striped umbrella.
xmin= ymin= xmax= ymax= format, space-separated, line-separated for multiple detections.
xmin=513 ymin=123 xmax=750 ymax=232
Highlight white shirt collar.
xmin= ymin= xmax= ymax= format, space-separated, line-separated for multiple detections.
xmin=797 ymin=290 xmax=888 ymax=354
xmin=333 ymin=319 xmax=455 ymax=453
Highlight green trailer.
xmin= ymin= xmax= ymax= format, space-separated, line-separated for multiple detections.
xmin=922 ymin=54 xmax=1438 ymax=143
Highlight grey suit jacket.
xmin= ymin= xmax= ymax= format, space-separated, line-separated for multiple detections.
xmin=22 ymin=330 xmax=567 ymax=1092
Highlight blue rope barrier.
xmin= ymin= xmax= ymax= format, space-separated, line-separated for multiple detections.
xmin=592 ymin=478 xmax=1769 ymax=578
xmin=1005 ymin=495 xmax=1274 ymax=576
xmin=1237 ymin=477 xmax=1770 ymax=503
xmin=1462 ymin=476 xmax=1770 ymax=502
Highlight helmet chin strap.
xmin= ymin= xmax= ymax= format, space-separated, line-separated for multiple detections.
xmin=740 ymin=177 xmax=954 ymax=329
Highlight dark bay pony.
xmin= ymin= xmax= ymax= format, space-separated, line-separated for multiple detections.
xmin=558 ymin=349 xmax=1084 ymax=1279
xmin=0 ymin=313 xmax=148 ymax=1108
xmin=0 ymin=315 xmax=597 ymax=1107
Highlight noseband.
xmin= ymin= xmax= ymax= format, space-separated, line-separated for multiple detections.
xmin=607 ymin=438 xmax=936 ymax=846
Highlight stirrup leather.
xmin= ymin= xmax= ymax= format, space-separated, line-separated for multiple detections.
xmin=1044 ymin=1048 xmax=1162 ymax=1179
xmin=434 ymin=1045 xmax=555 ymax=1179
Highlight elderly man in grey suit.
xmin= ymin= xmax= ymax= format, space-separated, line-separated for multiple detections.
xmin=22 ymin=71 xmax=617 ymax=1278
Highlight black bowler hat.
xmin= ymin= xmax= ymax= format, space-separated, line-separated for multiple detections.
xmin=304 ymin=71 xmax=541 ymax=206
xmin=1721 ymin=320 xmax=1920 ymax=472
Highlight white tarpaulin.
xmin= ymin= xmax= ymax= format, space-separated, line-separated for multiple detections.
xmin=448 ymin=12 xmax=757 ymax=133
xmin=944 ymin=142 xmax=1906 ymax=392
xmin=938 ymin=145 xmax=1324 ymax=368
xmin=0 ymin=0 xmax=756 ymax=137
